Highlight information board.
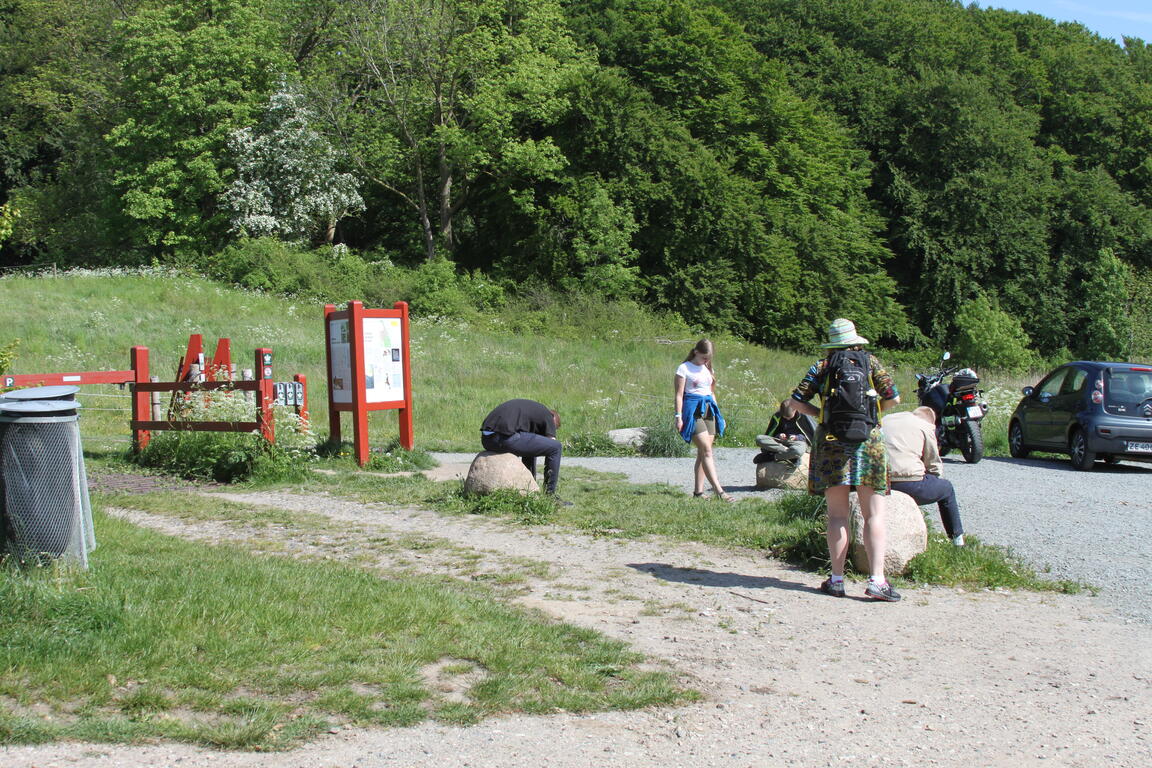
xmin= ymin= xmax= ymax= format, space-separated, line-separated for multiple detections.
xmin=323 ymin=301 xmax=414 ymax=464
xmin=327 ymin=318 xmax=352 ymax=404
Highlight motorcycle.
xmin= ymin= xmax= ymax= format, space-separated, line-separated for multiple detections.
xmin=914 ymin=351 xmax=989 ymax=464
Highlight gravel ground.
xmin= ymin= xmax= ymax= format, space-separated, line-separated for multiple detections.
xmin=433 ymin=448 xmax=1152 ymax=624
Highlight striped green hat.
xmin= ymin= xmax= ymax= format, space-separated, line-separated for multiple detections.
xmin=820 ymin=318 xmax=869 ymax=348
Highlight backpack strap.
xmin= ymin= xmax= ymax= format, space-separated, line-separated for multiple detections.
xmin=819 ymin=355 xmax=833 ymax=427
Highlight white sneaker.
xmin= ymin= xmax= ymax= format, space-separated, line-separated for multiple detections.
xmin=952 ymin=534 xmax=966 ymax=547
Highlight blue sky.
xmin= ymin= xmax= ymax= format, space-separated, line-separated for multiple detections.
xmin=979 ymin=1 xmax=1152 ymax=44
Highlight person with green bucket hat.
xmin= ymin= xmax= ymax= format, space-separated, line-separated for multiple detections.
xmin=784 ymin=319 xmax=903 ymax=602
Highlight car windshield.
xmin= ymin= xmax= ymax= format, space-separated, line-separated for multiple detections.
xmin=1104 ymin=369 xmax=1152 ymax=413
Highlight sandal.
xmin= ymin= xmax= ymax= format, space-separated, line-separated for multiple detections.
xmin=716 ymin=492 xmax=736 ymax=503
xmin=693 ymin=491 xmax=706 ymax=497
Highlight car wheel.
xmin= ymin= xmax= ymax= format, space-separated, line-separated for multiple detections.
xmin=1069 ymin=429 xmax=1097 ymax=471
xmin=960 ymin=420 xmax=984 ymax=463
xmin=1008 ymin=421 xmax=1030 ymax=459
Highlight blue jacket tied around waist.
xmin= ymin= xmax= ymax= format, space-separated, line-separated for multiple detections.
xmin=680 ymin=393 xmax=725 ymax=442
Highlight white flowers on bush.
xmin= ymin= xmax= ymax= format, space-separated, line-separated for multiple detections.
xmin=224 ymin=80 xmax=364 ymax=243
xmin=171 ymin=387 xmax=317 ymax=462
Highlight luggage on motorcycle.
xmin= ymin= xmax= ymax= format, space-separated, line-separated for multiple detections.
xmin=821 ymin=349 xmax=876 ymax=444
xmin=950 ymin=368 xmax=980 ymax=392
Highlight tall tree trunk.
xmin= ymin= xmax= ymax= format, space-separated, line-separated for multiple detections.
xmin=439 ymin=147 xmax=454 ymax=254
xmin=414 ymin=161 xmax=436 ymax=261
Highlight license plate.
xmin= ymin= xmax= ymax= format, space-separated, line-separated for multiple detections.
xmin=967 ymin=405 xmax=983 ymax=419
xmin=1127 ymin=441 xmax=1152 ymax=453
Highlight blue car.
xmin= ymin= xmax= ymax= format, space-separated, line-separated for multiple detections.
xmin=1009 ymin=361 xmax=1152 ymax=471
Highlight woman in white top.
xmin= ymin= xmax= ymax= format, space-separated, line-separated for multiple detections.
xmin=674 ymin=339 xmax=733 ymax=501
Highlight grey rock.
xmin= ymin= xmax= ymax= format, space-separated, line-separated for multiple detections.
xmin=850 ymin=490 xmax=927 ymax=575
xmin=463 ymin=451 xmax=540 ymax=495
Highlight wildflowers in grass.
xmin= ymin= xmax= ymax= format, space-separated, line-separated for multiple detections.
xmin=139 ymin=386 xmax=318 ymax=481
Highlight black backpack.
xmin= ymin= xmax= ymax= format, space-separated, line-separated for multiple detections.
xmin=821 ymin=350 xmax=876 ymax=443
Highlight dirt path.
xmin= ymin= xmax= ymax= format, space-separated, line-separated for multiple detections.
xmin=4 ymin=484 xmax=1149 ymax=768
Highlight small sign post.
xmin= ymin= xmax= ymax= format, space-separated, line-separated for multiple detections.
xmin=323 ymin=300 xmax=413 ymax=466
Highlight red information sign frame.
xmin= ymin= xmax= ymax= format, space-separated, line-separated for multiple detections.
xmin=324 ymin=300 xmax=414 ymax=466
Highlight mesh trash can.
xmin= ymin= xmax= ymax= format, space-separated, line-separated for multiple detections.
xmin=0 ymin=385 xmax=96 ymax=568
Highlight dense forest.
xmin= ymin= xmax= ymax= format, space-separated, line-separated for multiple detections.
xmin=2 ymin=0 xmax=1151 ymax=363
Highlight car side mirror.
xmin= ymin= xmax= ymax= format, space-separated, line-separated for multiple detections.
xmin=1021 ymin=386 xmax=1034 ymax=397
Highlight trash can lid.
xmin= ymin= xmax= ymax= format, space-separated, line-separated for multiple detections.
xmin=0 ymin=398 xmax=81 ymax=414
xmin=2 ymin=385 xmax=80 ymax=401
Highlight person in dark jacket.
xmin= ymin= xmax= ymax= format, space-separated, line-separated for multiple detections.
xmin=480 ymin=399 xmax=563 ymax=495
xmin=754 ymin=400 xmax=817 ymax=465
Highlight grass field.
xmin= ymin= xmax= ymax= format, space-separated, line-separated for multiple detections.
xmin=0 ymin=267 xmax=1041 ymax=455
xmin=0 ymin=509 xmax=687 ymax=748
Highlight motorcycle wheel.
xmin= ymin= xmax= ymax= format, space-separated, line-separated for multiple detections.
xmin=936 ymin=424 xmax=951 ymax=456
xmin=960 ymin=420 xmax=984 ymax=463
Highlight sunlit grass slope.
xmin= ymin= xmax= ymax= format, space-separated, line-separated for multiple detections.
xmin=1 ymin=269 xmax=821 ymax=452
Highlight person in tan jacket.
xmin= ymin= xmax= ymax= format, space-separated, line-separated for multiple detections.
xmin=882 ymin=406 xmax=966 ymax=546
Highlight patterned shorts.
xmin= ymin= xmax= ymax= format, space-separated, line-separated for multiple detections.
xmin=807 ymin=426 xmax=890 ymax=495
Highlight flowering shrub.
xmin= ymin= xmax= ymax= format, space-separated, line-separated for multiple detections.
xmin=134 ymin=387 xmax=317 ymax=482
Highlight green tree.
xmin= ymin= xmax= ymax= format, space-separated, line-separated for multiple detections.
xmin=0 ymin=0 xmax=141 ymax=262
xmin=324 ymin=0 xmax=590 ymax=261
xmin=1128 ymin=266 xmax=1152 ymax=361
xmin=1073 ymin=249 xmax=1132 ymax=360
xmin=104 ymin=0 xmax=288 ymax=254
xmin=952 ymin=295 xmax=1035 ymax=372
xmin=884 ymin=68 xmax=1052 ymax=342
xmin=224 ymin=81 xmax=363 ymax=244
xmin=0 ymin=203 xmax=17 ymax=244
xmin=560 ymin=0 xmax=910 ymax=347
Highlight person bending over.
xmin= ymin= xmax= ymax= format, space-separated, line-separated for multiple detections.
xmin=480 ymin=399 xmax=564 ymax=497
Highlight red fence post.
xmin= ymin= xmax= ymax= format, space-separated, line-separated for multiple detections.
xmin=348 ymin=301 xmax=370 ymax=466
xmin=131 ymin=346 xmax=151 ymax=451
xmin=177 ymin=334 xmax=204 ymax=382
xmin=255 ymin=348 xmax=275 ymax=444
xmin=324 ymin=304 xmax=341 ymax=444
xmin=205 ymin=337 xmax=232 ymax=381
xmin=395 ymin=300 xmax=414 ymax=450
xmin=293 ymin=373 xmax=309 ymax=425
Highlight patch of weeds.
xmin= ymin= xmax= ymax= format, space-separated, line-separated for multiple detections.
xmin=637 ymin=419 xmax=692 ymax=458
xmin=132 ymin=396 xmax=317 ymax=483
xmin=904 ymin=535 xmax=1089 ymax=593
xmin=470 ymin=571 xmax=528 ymax=586
xmin=549 ymin=582 xmax=592 ymax=592
xmin=363 ymin=440 xmax=437 ymax=473
xmin=764 ymin=494 xmax=829 ymax=570
xmin=440 ymin=488 xmax=558 ymax=525
xmin=565 ymin=431 xmax=635 ymax=457
xmin=638 ymin=601 xmax=666 ymax=616
xmin=117 ymin=685 xmax=174 ymax=715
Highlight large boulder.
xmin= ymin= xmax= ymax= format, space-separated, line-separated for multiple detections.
xmin=755 ymin=453 xmax=810 ymax=490
xmin=607 ymin=427 xmax=648 ymax=449
xmin=463 ymin=452 xmax=540 ymax=495
xmin=849 ymin=490 xmax=927 ymax=576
